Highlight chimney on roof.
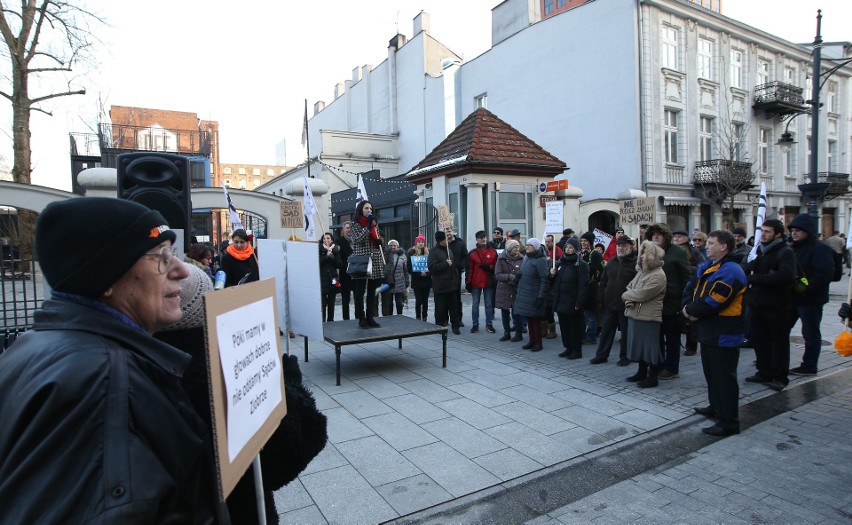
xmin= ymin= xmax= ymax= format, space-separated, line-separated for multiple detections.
xmin=334 ymin=83 xmax=345 ymax=99
xmin=388 ymin=33 xmax=406 ymax=50
xmin=313 ymin=101 xmax=325 ymax=115
xmin=352 ymin=66 xmax=362 ymax=82
xmin=413 ymin=11 xmax=430 ymax=34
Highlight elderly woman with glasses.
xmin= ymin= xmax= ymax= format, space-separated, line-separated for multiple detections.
xmin=220 ymin=229 xmax=259 ymax=287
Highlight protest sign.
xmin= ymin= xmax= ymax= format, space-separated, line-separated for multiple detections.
xmin=619 ymin=197 xmax=656 ymax=225
xmin=410 ymin=255 xmax=428 ymax=272
xmin=545 ymin=201 xmax=563 ymax=234
xmin=280 ymin=201 xmax=303 ymax=229
xmin=593 ymin=228 xmax=613 ymax=251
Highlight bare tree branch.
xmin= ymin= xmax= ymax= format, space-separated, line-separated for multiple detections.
xmin=30 ymin=87 xmax=85 ymax=103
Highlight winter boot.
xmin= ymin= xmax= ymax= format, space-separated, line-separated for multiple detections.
xmin=638 ymin=365 xmax=659 ymax=388
xmin=510 ymin=331 xmax=524 ymax=342
xmin=499 ymin=331 xmax=512 ymax=342
xmin=626 ymin=363 xmax=648 ymax=383
xmin=545 ymin=322 xmax=558 ymax=339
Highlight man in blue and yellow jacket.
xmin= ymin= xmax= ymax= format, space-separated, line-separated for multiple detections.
xmin=682 ymin=229 xmax=747 ymax=437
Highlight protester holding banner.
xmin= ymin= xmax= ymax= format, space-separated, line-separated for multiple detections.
xmin=221 ymin=228 xmax=259 ymax=287
xmin=408 ymin=235 xmax=432 ymax=321
xmin=350 ymin=200 xmax=386 ymax=328
xmin=429 ymin=230 xmax=462 ymax=334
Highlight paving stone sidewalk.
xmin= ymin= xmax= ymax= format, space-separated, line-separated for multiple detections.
xmin=270 ymin=278 xmax=852 ymax=524
xmin=526 ymin=386 xmax=852 ymax=525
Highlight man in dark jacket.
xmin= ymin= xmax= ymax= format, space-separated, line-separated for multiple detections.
xmin=591 ymin=236 xmax=637 ymax=365
xmin=683 ymin=230 xmax=747 ymax=437
xmin=335 ymin=221 xmax=354 ymax=320
xmin=646 ymin=223 xmax=692 ymax=380
xmin=490 ymin=227 xmax=506 ymax=251
xmin=429 ymin=230 xmax=462 ymax=334
xmin=788 ymin=213 xmax=835 ymax=375
xmin=580 ymin=231 xmax=604 ymax=344
xmin=446 ymin=227 xmax=469 ymax=326
xmin=0 ymin=198 xmax=220 ymax=522
xmin=732 ymin=226 xmax=751 ymax=262
xmin=743 ymin=219 xmax=796 ymax=391
xmin=556 ymin=228 xmax=574 ymax=251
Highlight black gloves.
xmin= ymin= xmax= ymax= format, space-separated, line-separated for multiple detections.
xmin=840 ymin=302 xmax=851 ymax=320
xmin=479 ymin=263 xmax=490 ymax=271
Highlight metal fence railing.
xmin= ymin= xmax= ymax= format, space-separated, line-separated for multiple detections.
xmin=2 ymin=240 xmax=42 ymax=352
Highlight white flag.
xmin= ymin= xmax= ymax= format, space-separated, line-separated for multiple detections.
xmin=222 ymin=184 xmax=244 ymax=233
xmin=355 ymin=174 xmax=369 ymax=209
xmin=846 ymin=214 xmax=852 ymax=249
xmin=747 ymin=182 xmax=766 ymax=263
xmin=302 ymin=175 xmax=317 ymax=241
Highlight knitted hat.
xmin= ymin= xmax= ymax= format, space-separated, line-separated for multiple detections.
xmin=526 ymin=238 xmax=541 ymax=251
xmin=493 ymin=227 xmax=504 ymax=235
xmin=581 ymin=231 xmax=596 ymax=244
xmin=732 ymin=226 xmax=747 ymax=237
xmin=37 ymin=198 xmax=176 ymax=298
xmin=566 ymin=237 xmax=581 ymax=253
xmin=505 ymin=239 xmax=520 ymax=252
xmin=435 ymin=230 xmax=447 ymax=241
xmin=163 ymin=263 xmax=214 ymax=331
xmin=388 ymin=239 xmax=399 ymax=247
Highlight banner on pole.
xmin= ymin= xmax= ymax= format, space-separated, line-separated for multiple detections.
xmin=223 ymin=184 xmax=245 ymax=233
xmin=593 ymin=229 xmax=613 ymax=251
xmin=280 ymin=201 xmax=303 ymax=229
xmin=545 ymin=201 xmax=563 ymax=234
xmin=619 ymin=197 xmax=656 ymax=225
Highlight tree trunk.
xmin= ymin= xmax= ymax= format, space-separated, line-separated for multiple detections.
xmin=11 ymin=60 xmax=36 ymax=259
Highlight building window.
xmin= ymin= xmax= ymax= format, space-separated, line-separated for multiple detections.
xmin=733 ymin=123 xmax=745 ymax=161
xmin=827 ymin=81 xmax=838 ymax=113
xmin=828 ymin=140 xmax=838 ymax=172
xmin=224 ymin=178 xmax=231 ymax=187
xmin=543 ymin=0 xmax=554 ymax=15
xmin=474 ymin=93 xmax=487 ymax=109
xmin=697 ymin=38 xmax=713 ymax=80
xmin=699 ymin=116 xmax=713 ymax=161
xmin=784 ymin=66 xmax=796 ymax=84
xmin=756 ymin=60 xmax=770 ymax=86
xmin=253 ymin=180 xmax=261 ymax=188
xmin=730 ymin=49 xmax=743 ymax=88
xmin=238 ymin=167 xmax=246 ymax=175
xmin=267 ymin=168 xmax=274 ymax=176
xmin=252 ymin=168 xmax=260 ymax=176
xmin=224 ymin=167 xmax=232 ymax=175
xmin=664 ymin=109 xmax=679 ymax=164
xmin=758 ymin=128 xmax=771 ymax=174
xmin=557 ymin=0 xmax=566 ymax=6
xmin=661 ymin=26 xmax=679 ymax=70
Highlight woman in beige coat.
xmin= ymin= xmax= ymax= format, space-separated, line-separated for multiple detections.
xmin=622 ymin=240 xmax=667 ymax=388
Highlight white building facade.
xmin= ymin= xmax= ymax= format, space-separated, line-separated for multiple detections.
xmin=265 ymin=0 xmax=851 ymax=240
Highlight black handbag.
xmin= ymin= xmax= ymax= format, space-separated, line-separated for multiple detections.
xmin=347 ymin=255 xmax=372 ymax=278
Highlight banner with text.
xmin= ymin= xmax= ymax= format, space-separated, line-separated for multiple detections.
xmin=545 ymin=201 xmax=563 ymax=234
xmin=619 ymin=197 xmax=656 ymax=225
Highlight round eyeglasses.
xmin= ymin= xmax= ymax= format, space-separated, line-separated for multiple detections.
xmin=143 ymin=246 xmax=178 ymax=274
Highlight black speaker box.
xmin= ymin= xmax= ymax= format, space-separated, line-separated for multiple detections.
xmin=117 ymin=152 xmax=192 ymax=248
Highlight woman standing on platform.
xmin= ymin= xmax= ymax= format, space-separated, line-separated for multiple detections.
xmin=319 ymin=232 xmax=343 ymax=322
xmin=350 ymin=200 xmax=386 ymax=328
xmin=220 ymin=229 xmax=259 ymax=287
xmin=408 ymin=235 xmax=432 ymax=321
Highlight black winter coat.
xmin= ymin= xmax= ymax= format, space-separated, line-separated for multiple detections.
xmin=550 ymin=254 xmax=589 ymax=315
xmin=428 ymin=244 xmax=460 ymax=294
xmin=792 ymin=238 xmax=835 ymax=306
xmin=661 ymin=244 xmax=691 ymax=315
xmin=514 ymin=248 xmax=550 ymax=318
xmin=407 ymin=248 xmax=432 ymax=290
xmin=0 ymin=299 xmax=219 ymax=523
xmin=220 ymin=250 xmax=259 ymax=287
xmin=448 ymin=238 xmax=469 ymax=274
xmin=599 ymin=252 xmax=638 ymax=311
xmin=743 ymin=240 xmax=796 ymax=310
xmin=319 ymin=244 xmax=344 ymax=295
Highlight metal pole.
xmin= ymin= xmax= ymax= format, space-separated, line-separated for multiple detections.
xmin=808 ymin=10 xmax=822 ymax=219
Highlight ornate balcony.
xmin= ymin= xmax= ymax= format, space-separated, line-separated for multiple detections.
xmin=798 ymin=171 xmax=850 ymax=201
xmin=753 ymin=81 xmax=808 ymax=117
xmin=693 ymin=160 xmax=754 ymax=206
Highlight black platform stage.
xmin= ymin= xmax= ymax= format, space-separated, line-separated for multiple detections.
xmin=305 ymin=316 xmax=448 ymax=386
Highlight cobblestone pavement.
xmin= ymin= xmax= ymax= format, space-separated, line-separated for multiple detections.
xmin=271 ymin=278 xmax=852 ymax=524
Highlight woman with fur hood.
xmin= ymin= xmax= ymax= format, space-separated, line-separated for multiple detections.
xmin=622 ymin=240 xmax=668 ymax=388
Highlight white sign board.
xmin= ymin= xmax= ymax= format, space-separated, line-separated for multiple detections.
xmin=258 ymin=239 xmax=288 ymax=333
xmin=619 ymin=197 xmax=656 ymax=225
xmin=593 ymin=229 xmax=613 ymax=251
xmin=215 ymin=296 xmax=283 ymax=462
xmin=285 ymin=240 xmax=324 ymax=340
xmin=545 ymin=201 xmax=563 ymax=234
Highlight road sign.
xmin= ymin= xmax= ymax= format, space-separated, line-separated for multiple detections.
xmin=546 ymin=179 xmax=569 ymax=192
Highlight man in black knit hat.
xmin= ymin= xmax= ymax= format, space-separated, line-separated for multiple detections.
xmin=0 ymin=198 xmax=221 ymax=522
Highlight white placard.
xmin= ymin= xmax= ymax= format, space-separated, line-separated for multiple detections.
xmin=593 ymin=228 xmax=613 ymax=251
xmin=545 ymin=201 xmax=563 ymax=234
xmin=216 ymin=297 xmax=283 ymax=462
xmin=285 ymin=240 xmax=324 ymax=340
xmin=258 ymin=239 xmax=288 ymax=333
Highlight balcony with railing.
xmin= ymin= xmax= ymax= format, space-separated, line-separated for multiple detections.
xmin=99 ymin=124 xmax=212 ymax=157
xmin=753 ymin=81 xmax=808 ymax=117
xmin=664 ymin=164 xmax=687 ymax=185
xmin=798 ymin=171 xmax=850 ymax=201
xmin=693 ymin=160 xmax=754 ymax=206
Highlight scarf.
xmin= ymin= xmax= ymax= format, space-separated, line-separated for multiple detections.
xmin=562 ymin=253 xmax=579 ymax=266
xmin=226 ymin=243 xmax=255 ymax=261
xmin=758 ymin=237 xmax=784 ymax=255
xmin=356 ymin=216 xmax=380 ymax=247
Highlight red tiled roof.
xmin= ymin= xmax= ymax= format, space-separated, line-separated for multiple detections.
xmin=406 ymin=108 xmax=567 ymax=180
